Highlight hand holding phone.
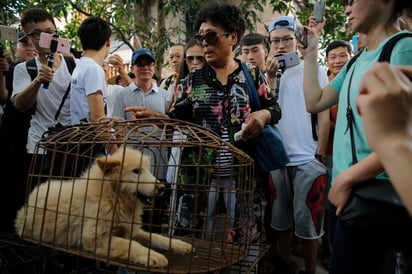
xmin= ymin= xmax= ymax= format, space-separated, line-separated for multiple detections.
xmin=274 ymin=51 xmax=300 ymax=70
xmin=314 ymin=1 xmax=326 ymax=22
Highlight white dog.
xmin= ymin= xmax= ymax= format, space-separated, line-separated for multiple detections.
xmin=15 ymin=146 xmax=193 ymax=268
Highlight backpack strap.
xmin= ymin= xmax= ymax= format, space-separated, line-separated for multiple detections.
xmin=378 ymin=32 xmax=412 ymax=62
xmin=346 ymin=32 xmax=412 ymax=73
xmin=25 ymin=58 xmax=38 ymax=81
xmin=241 ymin=62 xmax=260 ymax=111
xmin=345 ymin=53 xmax=360 ymax=73
xmin=63 ymin=55 xmax=76 ymax=75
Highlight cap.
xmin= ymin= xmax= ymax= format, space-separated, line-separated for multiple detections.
xmin=269 ymin=16 xmax=295 ymax=33
xmin=18 ymin=32 xmax=28 ymax=43
xmin=131 ymin=48 xmax=155 ymax=65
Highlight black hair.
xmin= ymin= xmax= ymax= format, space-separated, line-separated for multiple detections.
xmin=390 ymin=0 xmax=412 ymax=27
xmin=325 ymin=40 xmax=352 ymax=57
xmin=21 ymin=8 xmax=56 ymax=29
xmin=70 ymin=48 xmax=82 ymax=58
xmin=194 ymin=2 xmax=246 ymax=48
xmin=128 ymin=71 xmax=135 ymax=79
xmin=177 ymin=37 xmax=199 ymax=82
xmin=77 ymin=17 xmax=111 ymax=51
xmin=240 ymin=33 xmax=269 ymax=52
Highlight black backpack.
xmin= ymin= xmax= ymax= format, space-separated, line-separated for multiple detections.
xmin=0 ymin=56 xmax=76 ymax=146
xmin=26 ymin=55 xmax=76 ymax=82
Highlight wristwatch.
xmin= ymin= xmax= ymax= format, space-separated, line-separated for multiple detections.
xmin=315 ymin=154 xmax=326 ymax=163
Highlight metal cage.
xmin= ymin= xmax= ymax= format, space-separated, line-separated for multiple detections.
xmin=15 ymin=118 xmax=264 ymax=273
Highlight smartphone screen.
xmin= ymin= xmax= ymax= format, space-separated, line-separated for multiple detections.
xmin=0 ymin=25 xmax=18 ymax=42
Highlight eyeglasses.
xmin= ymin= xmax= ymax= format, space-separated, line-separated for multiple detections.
xmin=343 ymin=0 xmax=359 ymax=6
xmin=270 ymin=37 xmax=294 ymax=48
xmin=186 ymin=56 xmax=205 ymax=63
xmin=27 ymin=30 xmax=57 ymax=40
xmin=195 ymin=31 xmax=229 ymax=45
xmin=135 ymin=62 xmax=155 ymax=68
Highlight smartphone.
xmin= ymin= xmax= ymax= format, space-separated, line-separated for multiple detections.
xmin=293 ymin=18 xmax=307 ymax=48
xmin=274 ymin=51 xmax=300 ymax=69
xmin=352 ymin=34 xmax=359 ymax=52
xmin=39 ymin=32 xmax=71 ymax=54
xmin=0 ymin=25 xmax=19 ymax=42
xmin=314 ymin=1 xmax=326 ymax=22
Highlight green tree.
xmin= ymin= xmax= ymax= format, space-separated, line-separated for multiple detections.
xmin=1 ymin=0 xmax=350 ymax=77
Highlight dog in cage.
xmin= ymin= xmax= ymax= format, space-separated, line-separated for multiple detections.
xmin=15 ymin=146 xmax=193 ymax=268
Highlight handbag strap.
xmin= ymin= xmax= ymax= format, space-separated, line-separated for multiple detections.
xmin=346 ymin=66 xmax=358 ymax=165
xmin=241 ymin=62 xmax=260 ymax=111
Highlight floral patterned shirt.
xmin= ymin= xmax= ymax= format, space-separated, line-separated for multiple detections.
xmin=169 ymin=59 xmax=281 ymax=142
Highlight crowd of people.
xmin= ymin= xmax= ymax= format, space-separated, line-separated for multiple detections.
xmin=0 ymin=1 xmax=412 ymax=274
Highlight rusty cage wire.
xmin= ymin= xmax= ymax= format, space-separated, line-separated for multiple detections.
xmin=14 ymin=118 xmax=268 ymax=273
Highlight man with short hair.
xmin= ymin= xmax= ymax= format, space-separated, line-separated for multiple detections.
xmin=112 ymin=48 xmax=168 ymax=120
xmin=240 ymin=32 xmax=269 ymax=72
xmin=267 ymin=15 xmax=329 ymax=274
xmin=160 ymin=44 xmax=184 ymax=91
xmin=326 ymin=40 xmax=351 ymax=81
xmin=4 ymin=8 xmax=77 ymax=233
xmin=70 ymin=16 xmax=111 ymax=125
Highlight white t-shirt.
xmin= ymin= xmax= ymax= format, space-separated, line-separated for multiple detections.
xmin=12 ymin=55 xmax=77 ymax=154
xmin=105 ymin=84 xmax=123 ymax=117
xmin=70 ymin=57 xmax=107 ymax=124
xmin=276 ymin=61 xmax=328 ymax=166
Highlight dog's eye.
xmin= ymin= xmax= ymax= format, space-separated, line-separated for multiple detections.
xmin=132 ymin=168 xmax=141 ymax=174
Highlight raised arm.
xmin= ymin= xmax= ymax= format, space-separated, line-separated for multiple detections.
xmin=303 ymin=19 xmax=339 ymax=113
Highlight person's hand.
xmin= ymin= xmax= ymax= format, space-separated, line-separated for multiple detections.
xmin=242 ymin=109 xmax=270 ymax=140
xmin=304 ymin=15 xmax=326 ymax=54
xmin=109 ymin=54 xmax=125 ymax=71
xmin=356 ymin=63 xmax=412 ymax=150
xmin=266 ymin=58 xmax=281 ymax=80
xmin=35 ymin=64 xmax=54 ymax=84
xmin=124 ymin=106 xmax=165 ymax=119
xmin=328 ymin=170 xmax=354 ymax=216
xmin=0 ymin=57 xmax=9 ymax=73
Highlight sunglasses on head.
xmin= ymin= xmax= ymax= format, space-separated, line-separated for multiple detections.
xmin=195 ymin=31 xmax=229 ymax=45
xmin=186 ymin=55 xmax=205 ymax=62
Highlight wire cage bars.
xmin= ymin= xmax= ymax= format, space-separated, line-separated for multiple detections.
xmin=15 ymin=118 xmax=264 ymax=273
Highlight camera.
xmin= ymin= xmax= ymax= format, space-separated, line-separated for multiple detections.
xmin=274 ymin=51 xmax=300 ymax=70
xmin=314 ymin=1 xmax=326 ymax=22
xmin=0 ymin=25 xmax=19 ymax=57
xmin=39 ymin=32 xmax=71 ymax=54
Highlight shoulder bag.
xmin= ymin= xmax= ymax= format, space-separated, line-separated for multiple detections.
xmin=241 ymin=63 xmax=289 ymax=173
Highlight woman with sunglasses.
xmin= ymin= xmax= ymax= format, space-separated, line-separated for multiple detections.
xmin=167 ymin=38 xmax=205 ymax=111
xmin=303 ymin=0 xmax=412 ymax=273
xmin=125 ymin=2 xmax=281 ymax=242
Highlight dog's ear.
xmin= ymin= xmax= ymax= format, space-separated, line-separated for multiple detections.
xmin=96 ymin=157 xmax=120 ymax=174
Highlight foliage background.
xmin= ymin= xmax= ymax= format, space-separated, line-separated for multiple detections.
xmin=0 ymin=0 xmax=352 ymax=77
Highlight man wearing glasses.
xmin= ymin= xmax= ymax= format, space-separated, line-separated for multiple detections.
xmin=112 ymin=48 xmax=168 ymax=121
xmin=266 ymin=15 xmax=329 ymax=274
xmin=5 ymin=8 xmax=77 ymax=233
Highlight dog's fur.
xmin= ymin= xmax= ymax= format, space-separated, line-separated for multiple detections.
xmin=15 ymin=147 xmax=192 ymax=268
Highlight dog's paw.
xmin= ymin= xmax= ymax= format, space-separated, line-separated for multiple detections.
xmin=134 ymin=249 xmax=168 ymax=268
xmin=170 ymin=239 xmax=194 ymax=254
